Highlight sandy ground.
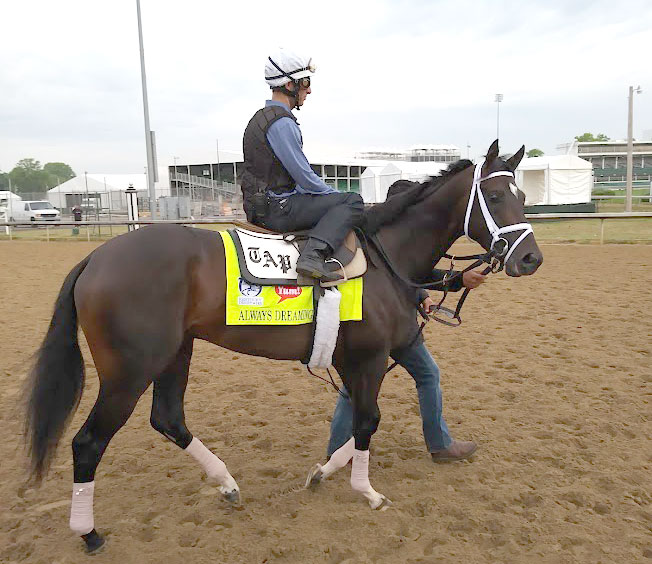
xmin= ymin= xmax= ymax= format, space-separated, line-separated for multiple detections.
xmin=0 ymin=240 xmax=650 ymax=564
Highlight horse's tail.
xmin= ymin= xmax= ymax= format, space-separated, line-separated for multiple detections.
xmin=24 ymin=254 xmax=92 ymax=483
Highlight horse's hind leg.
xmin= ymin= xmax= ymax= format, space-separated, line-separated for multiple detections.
xmin=150 ymin=336 xmax=240 ymax=504
xmin=71 ymin=376 xmax=151 ymax=552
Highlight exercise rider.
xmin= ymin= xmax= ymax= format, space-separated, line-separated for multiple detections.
xmin=241 ymin=48 xmax=364 ymax=282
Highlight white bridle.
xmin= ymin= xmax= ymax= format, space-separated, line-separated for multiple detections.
xmin=464 ymin=159 xmax=533 ymax=265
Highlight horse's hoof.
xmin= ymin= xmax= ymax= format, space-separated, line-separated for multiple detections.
xmin=370 ymin=495 xmax=392 ymax=511
xmin=305 ymin=464 xmax=323 ymax=489
xmin=222 ymin=488 xmax=241 ymax=506
xmin=82 ymin=529 xmax=105 ymax=554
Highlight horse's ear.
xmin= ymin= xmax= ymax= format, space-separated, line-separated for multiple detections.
xmin=485 ymin=139 xmax=499 ymax=162
xmin=506 ymin=145 xmax=525 ymax=171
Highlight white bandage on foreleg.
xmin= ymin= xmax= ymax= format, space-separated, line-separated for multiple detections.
xmin=350 ymin=449 xmax=372 ymax=492
xmin=70 ymin=481 xmax=95 ymax=535
xmin=320 ymin=437 xmax=354 ymax=479
xmin=185 ymin=436 xmax=236 ymax=489
xmin=350 ymin=449 xmax=388 ymax=509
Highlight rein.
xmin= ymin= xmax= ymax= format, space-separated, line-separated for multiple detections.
xmin=369 ymin=233 xmax=501 ymax=326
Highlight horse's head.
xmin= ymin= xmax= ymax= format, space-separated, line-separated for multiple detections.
xmin=464 ymin=140 xmax=543 ymax=276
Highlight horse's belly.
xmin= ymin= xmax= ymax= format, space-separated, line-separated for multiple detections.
xmin=199 ymin=324 xmax=313 ymax=361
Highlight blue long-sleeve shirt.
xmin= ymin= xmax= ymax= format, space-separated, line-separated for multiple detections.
xmin=265 ymin=100 xmax=338 ymax=197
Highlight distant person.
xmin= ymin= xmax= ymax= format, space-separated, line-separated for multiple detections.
xmin=241 ymin=48 xmax=364 ymax=282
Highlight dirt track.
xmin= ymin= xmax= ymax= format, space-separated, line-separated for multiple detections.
xmin=0 ymin=240 xmax=650 ymax=563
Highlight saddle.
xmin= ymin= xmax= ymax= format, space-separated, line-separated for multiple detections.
xmin=229 ymin=221 xmax=367 ymax=288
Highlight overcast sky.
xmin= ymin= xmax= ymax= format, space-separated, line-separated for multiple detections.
xmin=1 ymin=0 xmax=651 ymax=179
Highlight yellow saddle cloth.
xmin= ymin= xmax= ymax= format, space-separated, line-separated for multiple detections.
xmin=220 ymin=231 xmax=363 ymax=325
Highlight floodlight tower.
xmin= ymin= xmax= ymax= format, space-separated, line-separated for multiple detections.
xmin=626 ymin=85 xmax=642 ymax=212
xmin=495 ymin=94 xmax=503 ymax=141
xmin=136 ymin=0 xmax=157 ymax=219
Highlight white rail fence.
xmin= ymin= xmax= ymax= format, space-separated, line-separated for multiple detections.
xmin=2 ymin=213 xmax=652 ymax=244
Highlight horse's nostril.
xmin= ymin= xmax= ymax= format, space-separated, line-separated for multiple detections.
xmin=523 ymin=253 xmax=540 ymax=265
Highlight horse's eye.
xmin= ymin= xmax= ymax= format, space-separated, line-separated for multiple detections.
xmin=488 ymin=191 xmax=502 ymax=203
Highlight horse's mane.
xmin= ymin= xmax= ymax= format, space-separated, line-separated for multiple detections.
xmin=361 ymin=159 xmax=473 ymax=234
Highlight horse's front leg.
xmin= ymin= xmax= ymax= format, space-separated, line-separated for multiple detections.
xmin=305 ymin=354 xmax=391 ymax=509
xmin=349 ymin=363 xmax=392 ymax=510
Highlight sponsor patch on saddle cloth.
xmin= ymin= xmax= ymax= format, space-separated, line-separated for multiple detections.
xmin=219 ymin=231 xmax=362 ymax=325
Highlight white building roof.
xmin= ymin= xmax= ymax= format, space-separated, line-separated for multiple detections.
xmin=380 ymin=161 xmax=449 ymax=176
xmin=48 ymin=174 xmax=148 ymax=194
xmin=517 ymin=155 xmax=592 ymax=171
xmin=0 ymin=190 xmax=22 ymax=200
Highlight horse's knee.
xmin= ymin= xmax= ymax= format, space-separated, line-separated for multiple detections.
xmin=150 ymin=413 xmax=192 ymax=449
xmin=353 ymin=411 xmax=380 ymax=451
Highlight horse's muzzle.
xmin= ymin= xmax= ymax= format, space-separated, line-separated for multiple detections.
xmin=506 ymin=251 xmax=543 ymax=277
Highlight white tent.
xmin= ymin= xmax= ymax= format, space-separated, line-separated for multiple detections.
xmin=47 ymin=169 xmax=170 ymax=212
xmin=0 ymin=191 xmax=22 ymax=218
xmin=374 ymin=161 xmax=449 ymax=203
xmin=360 ymin=165 xmax=387 ymax=203
xmin=0 ymin=191 xmax=22 ymax=206
xmin=516 ymin=155 xmax=593 ymax=206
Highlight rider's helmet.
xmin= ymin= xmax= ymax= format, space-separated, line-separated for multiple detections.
xmin=265 ymin=48 xmax=315 ymax=109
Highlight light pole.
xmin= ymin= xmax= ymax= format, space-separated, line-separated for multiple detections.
xmin=626 ymin=85 xmax=642 ymax=212
xmin=494 ymin=94 xmax=503 ymax=141
xmin=136 ymin=0 xmax=157 ymax=219
xmin=173 ymin=156 xmax=179 ymax=196
xmin=216 ymin=139 xmax=222 ymax=185
xmin=84 ymin=171 xmax=90 ymax=221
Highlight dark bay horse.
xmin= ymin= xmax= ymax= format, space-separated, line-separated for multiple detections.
xmin=24 ymin=141 xmax=542 ymax=552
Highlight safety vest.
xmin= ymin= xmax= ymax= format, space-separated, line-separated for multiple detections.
xmin=241 ymin=106 xmax=300 ymax=221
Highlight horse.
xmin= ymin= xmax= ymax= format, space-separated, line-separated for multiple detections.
xmin=24 ymin=140 xmax=542 ymax=552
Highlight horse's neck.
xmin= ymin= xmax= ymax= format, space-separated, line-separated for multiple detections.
xmin=379 ymin=174 xmax=469 ymax=280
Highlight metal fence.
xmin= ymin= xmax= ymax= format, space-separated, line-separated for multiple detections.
xmin=2 ymin=213 xmax=651 ymax=245
xmin=169 ymin=173 xmax=242 ymax=218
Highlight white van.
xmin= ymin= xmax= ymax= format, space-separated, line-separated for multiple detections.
xmin=8 ymin=200 xmax=61 ymax=222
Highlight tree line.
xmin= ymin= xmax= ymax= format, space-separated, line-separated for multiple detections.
xmin=525 ymin=133 xmax=610 ymax=159
xmin=0 ymin=159 xmax=75 ymax=193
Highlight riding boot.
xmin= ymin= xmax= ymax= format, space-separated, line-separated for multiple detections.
xmin=296 ymin=238 xmax=340 ymax=282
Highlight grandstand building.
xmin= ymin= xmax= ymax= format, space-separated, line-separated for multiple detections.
xmin=355 ymin=145 xmax=461 ymax=163
xmin=168 ymin=147 xmax=460 ymax=198
xmin=568 ymin=140 xmax=652 ymax=182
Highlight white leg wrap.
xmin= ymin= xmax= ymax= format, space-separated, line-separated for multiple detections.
xmin=351 ymin=449 xmax=371 ymax=491
xmin=185 ymin=437 xmax=239 ymax=494
xmin=70 ymin=481 xmax=95 ymax=535
xmin=350 ymin=449 xmax=387 ymax=509
xmin=320 ymin=437 xmax=354 ymax=480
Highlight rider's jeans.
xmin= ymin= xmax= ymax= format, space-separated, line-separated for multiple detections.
xmin=327 ymin=339 xmax=453 ymax=457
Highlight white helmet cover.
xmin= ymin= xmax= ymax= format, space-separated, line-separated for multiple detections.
xmin=265 ymin=48 xmax=315 ymax=88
